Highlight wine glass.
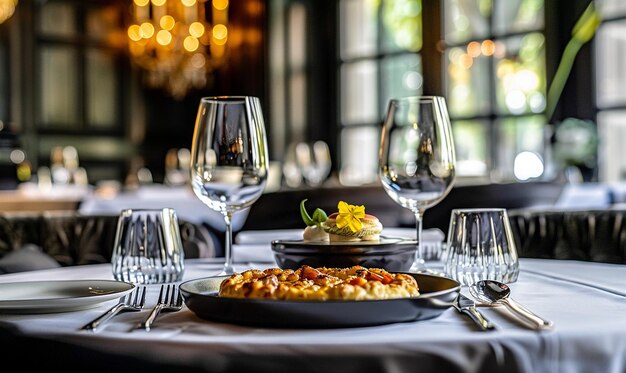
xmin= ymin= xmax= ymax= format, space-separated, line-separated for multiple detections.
xmin=379 ymin=96 xmax=456 ymax=273
xmin=190 ymin=96 xmax=269 ymax=275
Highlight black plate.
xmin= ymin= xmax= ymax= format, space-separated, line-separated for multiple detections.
xmin=179 ymin=273 xmax=460 ymax=328
xmin=271 ymin=237 xmax=418 ymax=272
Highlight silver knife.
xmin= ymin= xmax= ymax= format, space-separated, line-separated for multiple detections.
xmin=453 ymin=294 xmax=496 ymax=331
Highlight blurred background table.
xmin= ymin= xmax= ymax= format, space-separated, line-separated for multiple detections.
xmin=0 ymin=189 xmax=82 ymax=212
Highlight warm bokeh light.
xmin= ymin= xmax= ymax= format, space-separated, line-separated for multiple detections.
xmin=128 ymin=25 xmax=142 ymax=42
xmin=190 ymin=53 xmax=206 ymax=68
xmin=213 ymin=0 xmax=228 ymax=11
xmin=156 ymin=30 xmax=172 ymax=46
xmin=467 ymin=41 xmax=481 ymax=57
xmin=160 ymin=15 xmax=175 ymax=31
xmin=189 ymin=22 xmax=205 ymax=38
xmin=459 ymin=53 xmax=473 ymax=69
xmin=183 ymin=36 xmax=199 ymax=52
xmin=140 ymin=22 xmax=155 ymax=38
xmin=481 ymin=40 xmax=496 ymax=56
xmin=128 ymin=0 xmax=229 ymax=98
xmin=212 ymin=24 xmax=228 ymax=40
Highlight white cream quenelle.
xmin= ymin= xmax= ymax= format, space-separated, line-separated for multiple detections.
xmin=302 ymin=224 xmax=329 ymax=241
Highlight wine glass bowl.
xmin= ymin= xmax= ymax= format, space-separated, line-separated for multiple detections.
xmin=190 ymin=96 xmax=269 ymax=275
xmin=379 ymin=96 xmax=456 ymax=273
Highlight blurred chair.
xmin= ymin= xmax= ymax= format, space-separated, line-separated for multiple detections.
xmin=508 ymin=208 xmax=626 ymax=264
xmin=0 ymin=211 xmax=219 ymax=273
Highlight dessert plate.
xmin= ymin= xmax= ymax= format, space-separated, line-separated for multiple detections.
xmin=0 ymin=280 xmax=135 ymax=314
xmin=180 ymin=272 xmax=460 ymax=328
xmin=271 ymin=237 xmax=418 ymax=271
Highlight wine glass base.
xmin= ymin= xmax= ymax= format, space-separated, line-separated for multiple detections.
xmin=409 ymin=261 xmax=446 ymax=276
xmin=410 ymin=268 xmax=446 ymax=276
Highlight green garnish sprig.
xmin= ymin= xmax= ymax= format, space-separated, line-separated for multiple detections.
xmin=300 ymin=199 xmax=327 ymax=228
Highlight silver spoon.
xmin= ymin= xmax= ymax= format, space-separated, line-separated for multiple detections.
xmin=470 ymin=280 xmax=554 ymax=330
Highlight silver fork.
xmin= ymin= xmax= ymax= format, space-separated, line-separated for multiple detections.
xmin=81 ymin=286 xmax=146 ymax=332
xmin=137 ymin=284 xmax=183 ymax=331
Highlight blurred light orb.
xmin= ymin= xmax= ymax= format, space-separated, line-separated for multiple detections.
xmin=514 ymin=151 xmax=544 ymax=181
xmin=403 ymin=71 xmax=423 ymax=91
xmin=9 ymin=149 xmax=25 ymax=164
xmin=505 ymin=90 xmax=526 ymax=114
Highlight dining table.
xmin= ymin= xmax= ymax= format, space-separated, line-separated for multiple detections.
xmin=1 ymin=239 xmax=626 ymax=373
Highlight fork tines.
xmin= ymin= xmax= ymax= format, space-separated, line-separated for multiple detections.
xmin=137 ymin=284 xmax=183 ymax=331
xmin=81 ymin=285 xmax=146 ymax=332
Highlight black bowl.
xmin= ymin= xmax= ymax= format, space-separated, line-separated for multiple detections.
xmin=270 ymin=237 xmax=417 ymax=271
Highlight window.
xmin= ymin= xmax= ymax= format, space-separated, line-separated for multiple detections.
xmin=338 ymin=0 xmax=423 ymax=185
xmin=36 ymin=1 xmax=124 ymax=131
xmin=31 ymin=0 xmax=132 ymax=182
xmin=443 ymin=0 xmax=546 ymax=181
xmin=595 ymin=0 xmax=626 ymax=181
xmin=271 ymin=0 xmax=551 ymax=186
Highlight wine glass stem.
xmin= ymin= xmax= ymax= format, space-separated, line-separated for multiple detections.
xmin=223 ymin=212 xmax=235 ymax=275
xmin=413 ymin=210 xmax=426 ymax=271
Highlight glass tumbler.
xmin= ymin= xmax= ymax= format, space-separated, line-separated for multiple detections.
xmin=444 ymin=208 xmax=519 ymax=286
xmin=111 ymin=208 xmax=185 ymax=284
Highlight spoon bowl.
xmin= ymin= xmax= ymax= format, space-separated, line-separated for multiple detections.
xmin=470 ymin=280 xmax=554 ymax=330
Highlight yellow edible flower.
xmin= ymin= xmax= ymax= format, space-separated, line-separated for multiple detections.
xmin=336 ymin=201 xmax=365 ymax=233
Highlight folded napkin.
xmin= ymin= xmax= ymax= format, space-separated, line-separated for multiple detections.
xmin=232 ymin=228 xmax=445 ymax=263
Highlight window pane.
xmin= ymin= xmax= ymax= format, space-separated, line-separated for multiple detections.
xmin=597 ymin=110 xmax=626 ymax=181
xmin=494 ymin=33 xmax=546 ymax=115
xmin=443 ymin=0 xmax=491 ymax=44
xmin=39 ymin=2 xmax=75 ymax=37
xmin=86 ymin=4 xmax=123 ymax=44
xmin=381 ymin=54 xmax=422 ymax=111
xmin=496 ymin=115 xmax=545 ymax=181
xmin=341 ymin=60 xmax=378 ymax=125
xmin=289 ymin=72 xmax=307 ymax=140
xmin=597 ymin=0 xmax=626 ymax=18
xmin=493 ymin=0 xmax=544 ymax=35
xmin=595 ymin=21 xmax=626 ymax=108
xmin=446 ymin=46 xmax=491 ymax=117
xmin=339 ymin=126 xmax=379 ymax=186
xmin=340 ymin=0 xmax=379 ymax=59
xmin=40 ymin=47 xmax=78 ymax=127
xmin=288 ymin=3 xmax=307 ymax=69
xmin=87 ymin=49 xmax=117 ymax=128
xmin=381 ymin=0 xmax=422 ymax=53
xmin=452 ymin=120 xmax=489 ymax=176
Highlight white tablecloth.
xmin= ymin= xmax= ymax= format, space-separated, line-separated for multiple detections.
xmin=1 ymin=257 xmax=625 ymax=373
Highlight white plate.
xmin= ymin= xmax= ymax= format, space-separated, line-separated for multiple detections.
xmin=0 ymin=280 xmax=135 ymax=314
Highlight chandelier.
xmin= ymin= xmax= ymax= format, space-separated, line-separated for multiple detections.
xmin=127 ymin=0 xmax=229 ymax=99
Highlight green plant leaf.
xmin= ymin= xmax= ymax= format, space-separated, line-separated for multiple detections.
xmin=300 ymin=199 xmax=314 ymax=226
xmin=299 ymin=199 xmax=327 ymax=227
